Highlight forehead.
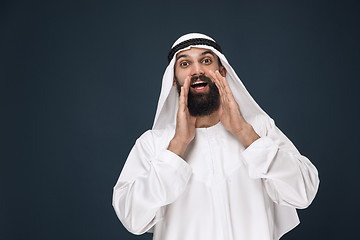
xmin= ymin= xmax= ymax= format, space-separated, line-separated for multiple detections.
xmin=175 ymin=47 xmax=217 ymax=59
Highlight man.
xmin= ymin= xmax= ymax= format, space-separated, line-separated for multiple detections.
xmin=112 ymin=33 xmax=319 ymax=240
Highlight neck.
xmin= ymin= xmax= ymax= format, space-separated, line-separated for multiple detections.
xmin=194 ymin=108 xmax=220 ymax=128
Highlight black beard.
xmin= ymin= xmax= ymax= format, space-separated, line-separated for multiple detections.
xmin=175 ymin=74 xmax=221 ymax=117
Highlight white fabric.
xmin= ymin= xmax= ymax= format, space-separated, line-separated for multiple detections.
xmin=170 ymin=33 xmax=215 ymax=48
xmin=113 ymin=115 xmax=319 ymax=239
xmin=113 ymin=33 xmax=319 ymax=239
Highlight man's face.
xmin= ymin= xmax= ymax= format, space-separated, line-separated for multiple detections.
xmin=174 ymin=47 xmax=226 ymax=116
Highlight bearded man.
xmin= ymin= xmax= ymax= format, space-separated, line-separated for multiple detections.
xmin=112 ymin=33 xmax=319 ymax=240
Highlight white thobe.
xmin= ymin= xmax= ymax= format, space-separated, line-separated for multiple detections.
xmin=112 ymin=114 xmax=319 ymax=240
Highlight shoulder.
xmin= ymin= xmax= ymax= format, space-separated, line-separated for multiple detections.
xmin=136 ymin=124 xmax=176 ymax=150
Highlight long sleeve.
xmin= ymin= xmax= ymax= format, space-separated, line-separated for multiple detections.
xmin=242 ymin=115 xmax=319 ymax=209
xmin=112 ymin=131 xmax=193 ymax=234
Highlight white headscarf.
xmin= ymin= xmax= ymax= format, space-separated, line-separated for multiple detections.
xmin=152 ymin=33 xmax=269 ymax=130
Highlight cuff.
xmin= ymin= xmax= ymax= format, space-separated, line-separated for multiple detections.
xmin=242 ymin=136 xmax=279 ymax=178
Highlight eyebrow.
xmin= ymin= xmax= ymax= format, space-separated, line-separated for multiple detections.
xmin=176 ymin=54 xmax=189 ymax=61
xmin=201 ymin=50 xmax=215 ymax=57
xmin=176 ymin=51 xmax=215 ymax=62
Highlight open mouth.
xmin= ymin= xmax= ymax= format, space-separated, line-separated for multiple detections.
xmin=191 ymin=81 xmax=208 ymax=89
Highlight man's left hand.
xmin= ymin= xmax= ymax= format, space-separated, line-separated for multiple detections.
xmin=209 ymin=70 xmax=260 ymax=148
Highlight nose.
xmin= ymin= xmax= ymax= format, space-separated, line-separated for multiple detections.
xmin=190 ymin=62 xmax=204 ymax=76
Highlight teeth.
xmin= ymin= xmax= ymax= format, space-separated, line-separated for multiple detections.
xmin=191 ymin=81 xmax=205 ymax=86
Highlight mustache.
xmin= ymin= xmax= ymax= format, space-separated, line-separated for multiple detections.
xmin=190 ymin=74 xmax=212 ymax=85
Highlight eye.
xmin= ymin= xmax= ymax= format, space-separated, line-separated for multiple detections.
xmin=202 ymin=58 xmax=212 ymax=64
xmin=180 ymin=61 xmax=189 ymax=67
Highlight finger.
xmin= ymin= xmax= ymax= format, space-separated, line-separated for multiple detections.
xmin=183 ymin=76 xmax=190 ymax=105
xmin=218 ymin=85 xmax=228 ymax=109
xmin=218 ymin=103 xmax=224 ymax=116
xmin=184 ymin=76 xmax=190 ymax=91
xmin=212 ymin=70 xmax=229 ymax=104
xmin=208 ymin=70 xmax=217 ymax=90
xmin=210 ymin=70 xmax=230 ymax=110
xmin=214 ymin=70 xmax=226 ymax=92
xmin=213 ymin=70 xmax=226 ymax=90
xmin=208 ymin=70 xmax=217 ymax=83
xmin=215 ymin=70 xmax=235 ymax=102
xmin=179 ymin=86 xmax=186 ymax=112
xmin=209 ymin=70 xmax=225 ymax=99
xmin=209 ymin=70 xmax=223 ymax=90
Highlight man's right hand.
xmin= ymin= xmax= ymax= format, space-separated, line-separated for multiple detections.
xmin=167 ymin=76 xmax=196 ymax=158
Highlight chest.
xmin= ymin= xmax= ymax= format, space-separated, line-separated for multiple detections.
xmin=183 ymin=129 xmax=246 ymax=184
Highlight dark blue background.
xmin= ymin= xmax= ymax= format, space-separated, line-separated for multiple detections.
xmin=2 ymin=0 xmax=359 ymax=239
